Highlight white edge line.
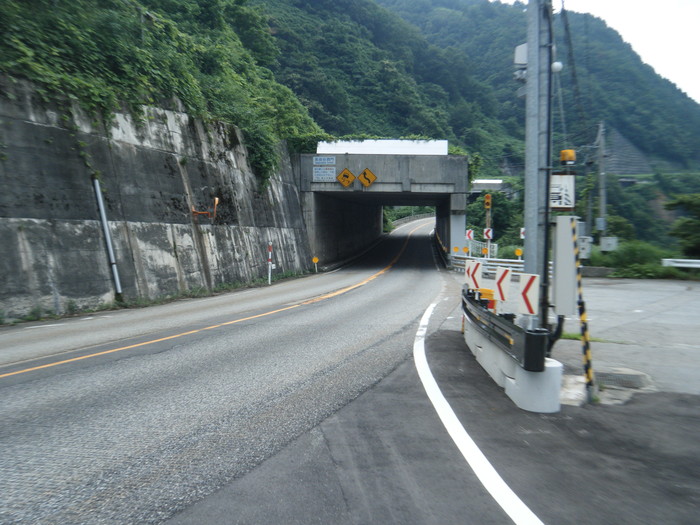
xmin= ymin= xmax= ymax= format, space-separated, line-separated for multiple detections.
xmin=413 ymin=302 xmax=544 ymax=525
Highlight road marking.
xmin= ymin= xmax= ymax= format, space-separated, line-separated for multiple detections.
xmin=413 ymin=302 xmax=544 ymax=525
xmin=1 ymin=222 xmax=429 ymax=380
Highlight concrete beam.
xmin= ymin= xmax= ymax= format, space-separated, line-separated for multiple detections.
xmin=298 ymin=154 xmax=469 ymax=195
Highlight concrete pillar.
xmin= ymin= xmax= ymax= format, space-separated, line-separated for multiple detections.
xmin=449 ymin=193 xmax=467 ymax=255
xmin=450 ymin=213 xmax=466 ymax=254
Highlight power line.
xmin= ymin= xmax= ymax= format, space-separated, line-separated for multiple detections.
xmin=559 ymin=1 xmax=592 ymax=143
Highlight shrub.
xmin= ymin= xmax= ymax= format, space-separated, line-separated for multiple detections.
xmin=610 ymin=264 xmax=689 ymax=280
xmin=496 ymin=245 xmax=522 ymax=260
xmin=588 ymin=240 xmax=676 ymax=268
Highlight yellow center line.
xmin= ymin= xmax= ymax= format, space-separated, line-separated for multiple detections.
xmin=0 ymin=221 xmax=428 ymax=379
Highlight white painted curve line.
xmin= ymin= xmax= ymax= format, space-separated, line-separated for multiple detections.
xmin=413 ymin=303 xmax=544 ymax=525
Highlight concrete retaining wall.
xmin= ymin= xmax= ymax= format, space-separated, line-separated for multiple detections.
xmin=0 ymin=77 xmax=312 ymax=320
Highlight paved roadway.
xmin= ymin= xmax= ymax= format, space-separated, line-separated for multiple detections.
xmin=1 ymin=219 xmax=699 ymax=524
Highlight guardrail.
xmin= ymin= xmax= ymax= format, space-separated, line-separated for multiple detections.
xmin=462 ymin=287 xmax=548 ymax=372
xmin=391 ymin=213 xmax=435 ymax=227
xmin=451 ymin=256 xmax=554 ymax=276
xmin=662 ymin=258 xmax=700 ymax=269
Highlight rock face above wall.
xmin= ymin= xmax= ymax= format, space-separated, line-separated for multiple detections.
xmin=0 ymin=77 xmax=312 ymax=320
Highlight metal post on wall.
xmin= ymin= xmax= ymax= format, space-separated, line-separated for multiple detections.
xmin=92 ymin=175 xmax=123 ymax=302
xmin=267 ymin=241 xmax=273 ymax=285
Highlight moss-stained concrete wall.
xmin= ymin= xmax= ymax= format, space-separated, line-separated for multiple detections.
xmin=0 ymin=77 xmax=312 ymax=320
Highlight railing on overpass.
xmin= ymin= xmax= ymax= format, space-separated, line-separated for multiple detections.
xmin=662 ymin=258 xmax=700 ymax=269
xmin=390 ymin=213 xmax=435 ymax=227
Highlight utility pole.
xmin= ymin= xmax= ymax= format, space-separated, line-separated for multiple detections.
xmin=523 ymin=0 xmax=553 ymax=328
xmin=485 ymin=193 xmax=492 ymax=257
xmin=596 ymin=121 xmax=607 ymax=237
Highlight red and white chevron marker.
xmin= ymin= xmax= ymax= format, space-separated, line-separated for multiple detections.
xmin=470 ymin=261 xmax=482 ymax=290
xmin=465 ymin=229 xmax=474 ymax=240
xmin=465 ymin=260 xmax=478 ymax=288
xmin=483 ymin=228 xmax=493 ymax=240
xmin=464 ymin=259 xmax=473 ymax=283
xmin=495 ymin=267 xmax=511 ymax=302
xmin=518 ymin=273 xmax=540 ymax=315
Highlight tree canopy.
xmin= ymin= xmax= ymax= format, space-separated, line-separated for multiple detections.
xmin=0 ymin=0 xmax=321 ymax=181
xmin=665 ymin=194 xmax=700 ymax=257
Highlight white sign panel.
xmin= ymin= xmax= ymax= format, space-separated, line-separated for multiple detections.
xmin=495 ymin=267 xmax=511 ymax=302
xmin=467 ymin=260 xmax=482 ymax=290
xmin=550 ymin=175 xmax=575 ymax=209
xmin=518 ymin=273 xmax=540 ymax=315
xmin=312 ymin=166 xmax=336 ymax=182
xmin=313 ymin=156 xmax=336 ymax=165
xmin=317 ymin=139 xmax=448 ymax=156
xmin=465 ymin=259 xmax=476 ymax=286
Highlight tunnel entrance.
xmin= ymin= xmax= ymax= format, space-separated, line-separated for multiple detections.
xmin=293 ymin=140 xmax=470 ymax=264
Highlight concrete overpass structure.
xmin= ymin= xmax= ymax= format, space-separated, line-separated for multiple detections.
xmin=293 ymin=140 xmax=470 ymax=264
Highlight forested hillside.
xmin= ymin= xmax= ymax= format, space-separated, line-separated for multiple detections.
xmin=251 ymin=0 xmax=516 ymax=169
xmin=0 ymin=0 xmax=322 ymax=181
xmin=376 ymin=0 xmax=700 ymax=169
xmin=2 ymin=0 xmax=700 ymax=249
xmin=5 ymin=0 xmax=698 ymax=173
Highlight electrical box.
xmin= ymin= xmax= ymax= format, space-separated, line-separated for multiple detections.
xmin=578 ymin=236 xmax=593 ymax=259
xmin=601 ymin=237 xmax=619 ymax=252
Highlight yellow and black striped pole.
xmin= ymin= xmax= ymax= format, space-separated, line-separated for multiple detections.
xmin=571 ymin=218 xmax=595 ymax=402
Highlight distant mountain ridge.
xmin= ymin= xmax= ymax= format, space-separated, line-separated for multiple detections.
xmin=2 ymin=0 xmax=698 ymax=173
xmin=374 ymin=0 xmax=700 ymax=169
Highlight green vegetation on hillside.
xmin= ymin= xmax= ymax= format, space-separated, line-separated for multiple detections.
xmin=376 ymin=0 xmax=700 ymax=170
xmin=0 ymin=0 xmax=321 ymax=182
xmin=252 ymin=0 xmax=516 ymax=174
xmin=665 ymin=193 xmax=700 ymax=257
xmin=2 ymin=0 xmax=699 ymax=259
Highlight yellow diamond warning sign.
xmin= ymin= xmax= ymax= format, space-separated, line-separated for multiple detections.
xmin=337 ymin=168 xmax=355 ymax=187
xmin=358 ymin=168 xmax=377 ymax=187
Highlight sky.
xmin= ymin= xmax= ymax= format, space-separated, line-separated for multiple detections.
xmin=494 ymin=0 xmax=700 ymax=104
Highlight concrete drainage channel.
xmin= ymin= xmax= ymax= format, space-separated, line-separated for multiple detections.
xmin=561 ymin=368 xmax=655 ymax=406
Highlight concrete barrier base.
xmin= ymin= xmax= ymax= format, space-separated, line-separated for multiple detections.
xmin=504 ymin=358 xmax=562 ymax=413
xmin=464 ymin=313 xmax=562 ymax=413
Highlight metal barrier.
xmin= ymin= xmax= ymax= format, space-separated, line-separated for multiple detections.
xmin=462 ymin=288 xmax=547 ymax=372
xmin=451 ymin=256 xmax=553 ymax=277
xmin=662 ymin=259 xmax=700 ymax=269
xmin=391 ymin=213 xmax=435 ymax=227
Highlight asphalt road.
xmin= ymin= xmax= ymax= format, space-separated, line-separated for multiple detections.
xmin=167 ymin=276 xmax=700 ymax=525
xmin=2 ymin=219 xmax=699 ymax=524
xmin=1 ymin=220 xmax=447 ymax=524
